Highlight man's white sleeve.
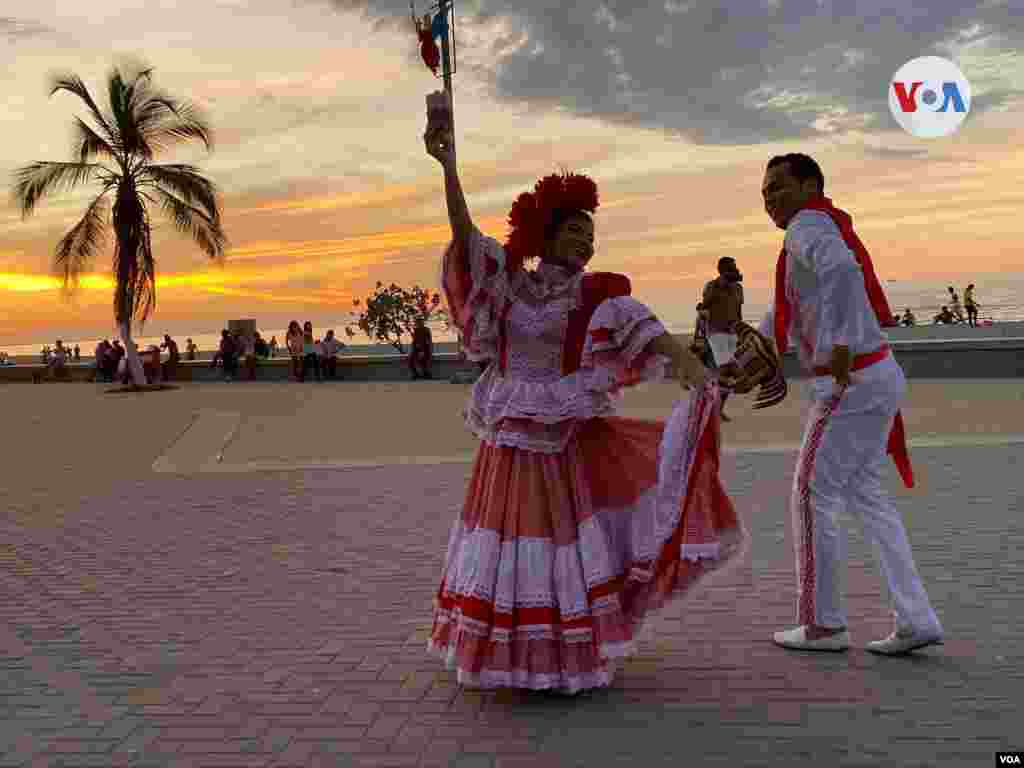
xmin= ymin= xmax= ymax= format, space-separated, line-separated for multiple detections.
xmin=806 ymin=231 xmax=869 ymax=350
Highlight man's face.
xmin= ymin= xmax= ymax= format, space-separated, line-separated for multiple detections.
xmin=762 ymin=163 xmax=817 ymax=229
xmin=546 ymin=215 xmax=595 ymax=273
xmin=719 ymin=259 xmax=742 ymax=282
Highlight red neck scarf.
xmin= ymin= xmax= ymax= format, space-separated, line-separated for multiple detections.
xmin=773 ymin=196 xmax=913 ymax=488
xmin=773 ymin=196 xmax=895 ymax=354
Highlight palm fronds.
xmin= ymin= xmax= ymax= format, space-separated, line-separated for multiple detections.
xmin=49 ymin=73 xmax=119 ymax=150
xmin=72 ymin=116 xmax=118 ymax=163
xmin=11 ymin=162 xmax=102 ymax=217
xmin=139 ymin=164 xmax=221 ymax=224
xmin=149 ymin=186 xmax=227 ymax=260
xmin=54 ymin=193 xmax=110 ymax=292
xmin=137 ymin=99 xmax=213 ymax=154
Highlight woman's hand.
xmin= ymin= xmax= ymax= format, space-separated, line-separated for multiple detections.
xmin=424 ymin=125 xmax=455 ymax=167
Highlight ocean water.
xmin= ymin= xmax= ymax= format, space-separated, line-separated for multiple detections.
xmin=3 ymin=274 xmax=1022 ymax=360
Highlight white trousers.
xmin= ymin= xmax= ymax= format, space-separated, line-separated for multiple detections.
xmin=791 ymin=357 xmax=941 ymax=634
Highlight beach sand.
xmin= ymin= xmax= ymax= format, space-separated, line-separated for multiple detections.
xmin=4 ymin=379 xmax=1021 ymax=503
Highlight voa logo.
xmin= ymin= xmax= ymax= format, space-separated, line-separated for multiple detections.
xmin=888 ymin=56 xmax=971 ymax=138
xmin=998 ymin=755 xmax=1022 ymax=765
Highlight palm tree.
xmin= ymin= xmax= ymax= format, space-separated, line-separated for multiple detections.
xmin=11 ymin=64 xmax=227 ymax=387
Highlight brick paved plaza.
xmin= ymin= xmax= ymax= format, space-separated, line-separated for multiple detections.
xmin=1 ymin=383 xmax=1021 ymax=767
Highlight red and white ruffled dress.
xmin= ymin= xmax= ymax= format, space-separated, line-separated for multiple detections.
xmin=429 ymin=226 xmax=746 ymax=693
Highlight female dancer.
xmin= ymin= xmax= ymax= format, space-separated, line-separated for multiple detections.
xmin=424 ymin=115 xmax=750 ymax=694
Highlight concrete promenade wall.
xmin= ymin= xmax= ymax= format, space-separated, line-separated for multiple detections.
xmin=4 ymin=333 xmax=1021 ymax=383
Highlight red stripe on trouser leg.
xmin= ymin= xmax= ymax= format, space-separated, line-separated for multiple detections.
xmin=793 ymin=396 xmax=840 ymax=626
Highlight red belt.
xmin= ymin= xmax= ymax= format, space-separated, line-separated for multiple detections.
xmin=810 ymin=342 xmax=914 ymax=489
xmin=813 ymin=344 xmax=890 ymax=377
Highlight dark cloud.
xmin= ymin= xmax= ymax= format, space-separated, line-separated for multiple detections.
xmin=318 ymin=0 xmax=1024 ymax=145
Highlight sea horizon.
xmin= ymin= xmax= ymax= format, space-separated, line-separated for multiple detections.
xmin=3 ymin=273 xmax=1023 ymax=359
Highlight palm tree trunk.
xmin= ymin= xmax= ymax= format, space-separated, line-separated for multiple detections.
xmin=118 ymin=319 xmax=147 ymax=387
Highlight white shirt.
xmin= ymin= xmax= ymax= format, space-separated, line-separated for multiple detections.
xmin=758 ymin=210 xmax=887 ymax=375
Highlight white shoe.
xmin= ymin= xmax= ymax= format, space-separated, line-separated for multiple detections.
xmin=773 ymin=625 xmax=851 ymax=652
xmin=865 ymin=628 xmax=944 ymax=656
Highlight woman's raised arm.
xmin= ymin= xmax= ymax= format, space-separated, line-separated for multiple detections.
xmin=424 ymin=115 xmax=473 ymax=249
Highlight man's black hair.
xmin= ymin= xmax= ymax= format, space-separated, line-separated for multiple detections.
xmin=767 ymin=153 xmax=825 ymax=193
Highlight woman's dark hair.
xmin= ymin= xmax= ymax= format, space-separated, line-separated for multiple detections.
xmin=544 ymin=208 xmax=592 ymax=243
xmin=767 ymin=153 xmax=825 ymax=193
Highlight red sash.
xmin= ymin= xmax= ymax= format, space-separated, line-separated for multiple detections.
xmin=773 ymin=197 xmax=913 ymax=488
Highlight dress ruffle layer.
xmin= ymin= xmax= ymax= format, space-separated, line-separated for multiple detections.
xmin=428 ymin=384 xmax=746 ymax=693
xmin=465 ymin=295 xmax=671 ymax=453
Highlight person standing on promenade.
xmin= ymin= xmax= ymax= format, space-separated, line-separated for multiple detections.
xmin=698 ymin=261 xmax=745 ymax=421
xmin=964 ymin=284 xmax=980 ymax=327
xmin=301 ymin=322 xmax=320 ymax=382
xmin=409 ymin=318 xmax=434 ymax=379
xmin=286 ymin=322 xmax=303 ymax=381
xmin=161 ymin=334 xmax=180 ymax=381
xmin=320 ymin=329 xmax=343 ymax=380
xmin=421 ymin=99 xmax=777 ymax=694
xmin=756 ymin=153 xmax=943 ymax=655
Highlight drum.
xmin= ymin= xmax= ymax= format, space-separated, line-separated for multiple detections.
xmin=718 ymin=322 xmax=787 ymax=409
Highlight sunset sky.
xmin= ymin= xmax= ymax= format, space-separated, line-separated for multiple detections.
xmin=2 ymin=0 xmax=1023 ymax=347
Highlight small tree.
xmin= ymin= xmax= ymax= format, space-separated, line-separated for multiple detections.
xmin=346 ymin=282 xmax=449 ymax=354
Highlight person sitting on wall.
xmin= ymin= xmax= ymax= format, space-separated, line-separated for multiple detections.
xmin=901 ymin=308 xmax=916 ymax=327
xmin=933 ymin=306 xmax=955 ymax=324
xmin=409 ymin=318 xmax=434 ymax=380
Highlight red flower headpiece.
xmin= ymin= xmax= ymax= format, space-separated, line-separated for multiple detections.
xmin=503 ymin=171 xmax=599 ymax=271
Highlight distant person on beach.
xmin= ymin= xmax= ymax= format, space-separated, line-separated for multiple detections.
xmin=185 ymin=338 xmax=198 ymax=361
xmin=422 ymin=102 xmax=776 ymax=694
xmin=947 ymin=286 xmax=964 ymax=323
xmin=933 ymin=306 xmax=955 ymax=324
xmin=47 ymin=341 xmax=68 ymax=380
xmin=696 ymin=271 xmax=744 ymax=421
xmin=269 ymin=336 xmax=278 ymax=358
xmin=254 ymin=331 xmax=269 ymax=359
xmin=320 ymin=329 xmax=342 ymax=380
xmin=756 ymin=152 xmax=942 ymax=656
xmin=239 ymin=330 xmax=257 ymax=380
xmin=73 ymin=344 xmax=80 ymax=362
xmin=301 ymin=321 xmax=320 ymax=382
xmin=900 ymin=308 xmax=916 ymax=327
xmin=286 ymin=321 xmax=303 ymax=381
xmin=964 ymin=284 xmax=979 ymax=327
xmin=161 ymin=335 xmax=180 ymax=381
xmin=713 ymin=257 xmax=744 ymax=319
xmin=106 ymin=340 xmax=123 ymax=382
xmin=93 ymin=340 xmax=111 ymax=381
xmin=409 ymin=318 xmax=434 ymax=380
xmin=143 ymin=345 xmax=162 ymax=384
xmin=211 ymin=329 xmax=238 ymax=382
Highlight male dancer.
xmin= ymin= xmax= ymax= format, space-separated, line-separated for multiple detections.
xmin=757 ymin=153 xmax=943 ymax=655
